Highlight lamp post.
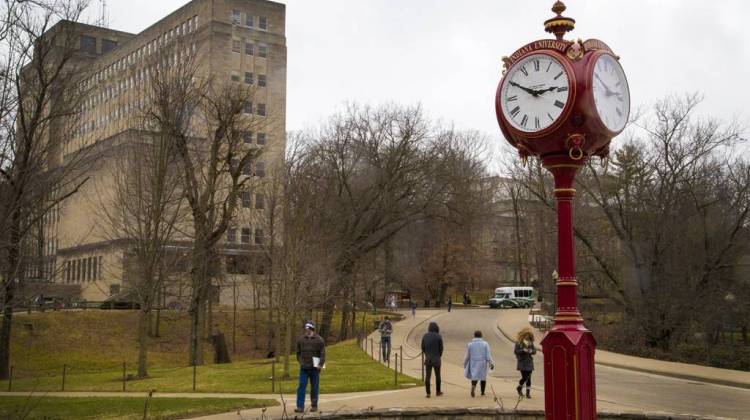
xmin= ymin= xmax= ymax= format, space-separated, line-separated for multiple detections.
xmin=494 ymin=2 xmax=631 ymax=418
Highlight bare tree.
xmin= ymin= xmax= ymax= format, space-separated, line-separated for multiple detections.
xmin=0 ymin=0 xmax=92 ymax=380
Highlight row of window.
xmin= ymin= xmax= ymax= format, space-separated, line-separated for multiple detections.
xmin=231 ymin=39 xmax=268 ymax=58
xmin=231 ymin=10 xmax=268 ymax=30
xmin=240 ymin=191 xmax=264 ymax=209
xmin=78 ymin=15 xmax=199 ymax=91
xmin=243 ymin=131 xmax=267 ymax=145
xmin=230 ymin=71 xmax=267 ymax=87
xmin=65 ymin=256 xmax=103 ymax=284
xmin=225 ymin=255 xmax=266 ymax=275
xmin=242 ymin=161 xmax=265 ymax=177
xmin=81 ymin=43 xmax=196 ymax=111
xmin=227 ymin=227 xmax=265 ymax=245
xmin=243 ymin=101 xmax=267 ymax=117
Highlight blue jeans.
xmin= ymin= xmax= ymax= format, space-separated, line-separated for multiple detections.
xmin=296 ymin=367 xmax=320 ymax=409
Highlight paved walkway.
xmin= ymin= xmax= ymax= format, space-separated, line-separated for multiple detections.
xmin=496 ymin=308 xmax=750 ymax=389
xmin=10 ymin=309 xmax=749 ymax=419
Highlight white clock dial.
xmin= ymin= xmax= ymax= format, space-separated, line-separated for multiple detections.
xmin=500 ymin=53 xmax=571 ymax=133
xmin=592 ymin=53 xmax=630 ymax=133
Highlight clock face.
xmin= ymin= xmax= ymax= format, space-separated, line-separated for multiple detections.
xmin=592 ymin=53 xmax=630 ymax=133
xmin=500 ymin=53 xmax=572 ymax=133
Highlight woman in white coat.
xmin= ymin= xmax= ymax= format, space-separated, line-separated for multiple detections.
xmin=463 ymin=330 xmax=494 ymax=397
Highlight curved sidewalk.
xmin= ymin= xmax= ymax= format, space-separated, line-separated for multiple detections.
xmin=496 ymin=308 xmax=750 ymax=390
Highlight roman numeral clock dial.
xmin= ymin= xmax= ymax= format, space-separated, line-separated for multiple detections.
xmin=500 ymin=53 xmax=571 ymax=134
xmin=591 ymin=53 xmax=630 ymax=133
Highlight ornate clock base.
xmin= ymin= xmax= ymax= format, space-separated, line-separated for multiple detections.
xmin=542 ymin=328 xmax=597 ymax=420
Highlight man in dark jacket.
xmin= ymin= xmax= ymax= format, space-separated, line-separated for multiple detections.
xmin=379 ymin=316 xmax=393 ymax=363
xmin=420 ymin=321 xmax=444 ymax=397
xmin=295 ymin=322 xmax=325 ymax=413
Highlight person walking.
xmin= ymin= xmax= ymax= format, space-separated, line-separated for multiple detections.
xmin=421 ymin=321 xmax=444 ymax=398
xmin=447 ymin=297 xmax=452 ymax=312
xmin=379 ymin=316 xmax=393 ymax=363
xmin=410 ymin=300 xmax=417 ymax=318
xmin=463 ymin=330 xmax=494 ymax=397
xmin=514 ymin=327 xmax=536 ymax=398
xmin=295 ymin=322 xmax=325 ymax=413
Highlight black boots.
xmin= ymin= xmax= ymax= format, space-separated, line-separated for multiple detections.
xmin=471 ymin=383 xmax=476 ymax=397
xmin=516 ymin=385 xmax=523 ymax=396
xmin=526 ymin=388 xmax=532 ymax=398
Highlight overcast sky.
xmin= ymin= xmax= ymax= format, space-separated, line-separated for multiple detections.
xmin=93 ymin=0 xmax=750 ymax=150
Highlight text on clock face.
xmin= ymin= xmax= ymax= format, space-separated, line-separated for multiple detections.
xmin=592 ymin=53 xmax=630 ymax=133
xmin=500 ymin=53 xmax=571 ymax=133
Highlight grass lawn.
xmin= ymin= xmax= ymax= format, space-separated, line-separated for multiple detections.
xmin=10 ymin=309 xmax=392 ymax=373
xmin=0 ymin=396 xmax=276 ymax=420
xmin=0 ymin=340 xmax=420 ymax=394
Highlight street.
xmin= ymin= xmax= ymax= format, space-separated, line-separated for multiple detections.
xmin=403 ymin=309 xmax=750 ymax=419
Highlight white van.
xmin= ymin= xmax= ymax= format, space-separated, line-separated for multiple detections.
xmin=489 ymin=287 xmax=535 ymax=308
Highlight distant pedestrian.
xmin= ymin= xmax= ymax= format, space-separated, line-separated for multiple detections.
xmin=514 ymin=327 xmax=536 ymax=399
xmin=421 ymin=321 xmax=444 ymax=398
xmin=295 ymin=322 xmax=325 ymax=413
xmin=447 ymin=297 xmax=452 ymax=312
xmin=464 ymin=330 xmax=494 ymax=397
xmin=410 ymin=301 xmax=417 ymax=318
xmin=379 ymin=316 xmax=393 ymax=363
xmin=36 ymin=294 xmax=44 ymax=312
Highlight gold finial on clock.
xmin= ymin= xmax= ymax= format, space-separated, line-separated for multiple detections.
xmin=544 ymin=1 xmax=576 ymax=41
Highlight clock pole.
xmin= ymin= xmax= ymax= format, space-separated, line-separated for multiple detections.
xmin=541 ymin=3 xmax=598 ymax=419
xmin=495 ymin=2 xmax=630 ymax=416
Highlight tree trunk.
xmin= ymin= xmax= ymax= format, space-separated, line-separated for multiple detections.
xmin=283 ymin=314 xmax=292 ymax=379
xmin=137 ymin=310 xmax=151 ymax=378
xmin=0 ymin=281 xmax=15 ymax=380
xmin=0 ymin=224 xmax=21 ymax=380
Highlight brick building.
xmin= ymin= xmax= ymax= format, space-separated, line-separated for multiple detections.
xmin=33 ymin=0 xmax=286 ymax=302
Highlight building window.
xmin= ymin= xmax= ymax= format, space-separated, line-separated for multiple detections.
xmin=99 ymin=256 xmax=103 ymax=280
xmin=241 ymin=228 xmax=251 ymax=244
xmin=80 ymin=35 xmax=97 ymax=54
xmin=257 ymin=103 xmax=266 ymax=116
xmin=256 ymin=161 xmax=265 ymax=177
xmin=245 ymin=42 xmax=254 ymax=56
xmin=102 ymin=39 xmax=117 ymax=54
xmin=243 ymin=162 xmax=252 ymax=176
xmin=243 ymin=101 xmax=252 ymax=114
xmin=254 ymin=228 xmax=264 ymax=245
xmin=244 ymin=72 xmax=253 ymax=85
xmin=256 ymin=132 xmax=266 ymax=145
xmin=227 ymin=228 xmax=237 ymax=243
xmin=243 ymin=131 xmax=253 ymax=144
xmin=246 ymin=15 xmax=254 ymax=27
xmin=241 ymin=191 xmax=251 ymax=208
xmin=258 ymin=74 xmax=267 ymax=87
xmin=92 ymin=256 xmax=97 ymax=280
xmin=259 ymin=16 xmax=268 ymax=30
xmin=231 ymin=71 xmax=240 ymax=82
xmin=258 ymin=45 xmax=268 ymax=58
xmin=255 ymin=193 xmax=264 ymax=209
xmin=231 ymin=10 xmax=241 ymax=25
xmin=232 ymin=39 xmax=242 ymax=53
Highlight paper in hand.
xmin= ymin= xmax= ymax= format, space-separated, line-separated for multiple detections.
xmin=313 ymin=357 xmax=321 ymax=368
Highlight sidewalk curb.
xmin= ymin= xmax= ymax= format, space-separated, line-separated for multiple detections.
xmin=495 ymin=321 xmax=750 ymax=390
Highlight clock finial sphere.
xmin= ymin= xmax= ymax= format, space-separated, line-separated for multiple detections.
xmin=544 ymin=1 xmax=575 ymax=41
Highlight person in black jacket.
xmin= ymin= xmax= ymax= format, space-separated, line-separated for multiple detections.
xmin=295 ymin=322 xmax=325 ymax=412
xmin=514 ymin=327 xmax=536 ymax=399
xmin=421 ymin=321 xmax=444 ymax=397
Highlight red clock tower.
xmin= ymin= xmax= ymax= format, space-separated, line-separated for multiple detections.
xmin=495 ymin=2 xmax=631 ymax=419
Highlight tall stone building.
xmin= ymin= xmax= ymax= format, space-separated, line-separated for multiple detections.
xmin=36 ymin=0 xmax=286 ymax=302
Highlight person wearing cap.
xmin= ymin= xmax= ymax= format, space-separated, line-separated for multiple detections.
xmin=295 ymin=322 xmax=326 ymax=413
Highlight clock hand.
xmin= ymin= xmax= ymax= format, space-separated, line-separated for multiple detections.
xmin=594 ymin=74 xmax=618 ymax=97
xmin=534 ymin=86 xmax=559 ymax=95
xmin=509 ymin=81 xmax=539 ymax=96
